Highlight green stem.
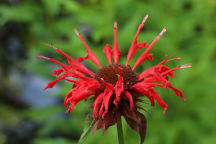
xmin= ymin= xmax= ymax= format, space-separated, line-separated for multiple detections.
xmin=117 ymin=117 xmax=124 ymax=144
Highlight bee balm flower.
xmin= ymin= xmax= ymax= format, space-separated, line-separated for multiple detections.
xmin=38 ymin=14 xmax=191 ymax=142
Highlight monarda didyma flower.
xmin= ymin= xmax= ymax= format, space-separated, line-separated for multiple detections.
xmin=38 ymin=14 xmax=191 ymax=143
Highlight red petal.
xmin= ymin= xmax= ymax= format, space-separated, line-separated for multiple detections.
xmin=149 ymin=89 xmax=168 ymax=114
xmin=44 ymin=73 xmax=68 ymax=90
xmin=113 ymin=22 xmax=121 ymax=64
xmin=93 ymin=93 xmax=103 ymax=119
xmin=139 ymin=55 xmax=171 ymax=80
xmin=98 ymin=103 xmax=104 ymax=118
xmin=64 ymin=89 xmax=75 ymax=107
xmin=132 ymin=85 xmax=155 ymax=106
xmin=101 ymin=81 xmax=114 ymax=118
xmin=103 ymin=44 xmax=113 ymax=64
xmin=133 ymin=28 xmax=166 ymax=70
xmin=114 ymin=68 xmax=124 ymax=106
xmin=161 ymin=66 xmax=181 ymax=78
xmin=77 ymin=56 xmax=88 ymax=63
xmin=66 ymin=89 xmax=93 ymax=113
xmin=165 ymin=82 xmax=186 ymax=100
xmin=52 ymin=68 xmax=64 ymax=76
xmin=43 ymin=43 xmax=75 ymax=65
xmin=69 ymin=61 xmax=94 ymax=77
xmin=38 ymin=55 xmax=68 ymax=70
xmin=74 ymin=29 xmax=101 ymax=68
xmin=125 ymin=91 xmax=134 ymax=111
xmin=126 ymin=14 xmax=149 ymax=66
xmin=137 ymin=42 xmax=149 ymax=49
xmin=44 ymin=79 xmax=59 ymax=90
xmin=38 ymin=45 xmax=95 ymax=77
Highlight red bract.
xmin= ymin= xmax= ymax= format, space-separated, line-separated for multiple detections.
xmin=38 ymin=14 xmax=191 ymax=143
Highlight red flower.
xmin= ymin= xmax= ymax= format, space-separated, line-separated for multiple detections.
xmin=38 ymin=14 xmax=191 ymax=142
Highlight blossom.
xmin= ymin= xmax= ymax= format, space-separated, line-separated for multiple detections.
xmin=38 ymin=14 xmax=191 ymax=142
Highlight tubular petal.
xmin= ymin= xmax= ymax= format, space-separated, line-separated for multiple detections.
xmin=93 ymin=93 xmax=103 ymax=118
xmin=44 ymin=79 xmax=60 ymax=90
xmin=125 ymin=91 xmax=134 ymax=111
xmin=126 ymin=14 xmax=149 ymax=66
xmin=139 ymin=55 xmax=171 ymax=80
xmin=101 ymin=81 xmax=114 ymax=118
xmin=165 ymin=82 xmax=186 ymax=100
xmin=133 ymin=28 xmax=166 ymax=70
xmin=66 ymin=89 xmax=94 ymax=113
xmin=38 ymin=56 xmax=68 ymax=70
xmin=39 ymin=44 xmax=95 ymax=77
xmin=103 ymin=44 xmax=113 ymax=64
xmin=161 ymin=66 xmax=181 ymax=78
xmin=113 ymin=22 xmax=121 ymax=64
xmin=64 ymin=89 xmax=75 ymax=107
xmin=44 ymin=73 xmax=70 ymax=90
xmin=99 ymin=103 xmax=104 ymax=118
xmin=70 ymin=63 xmax=95 ymax=77
xmin=114 ymin=68 xmax=124 ymax=106
xmin=43 ymin=43 xmax=75 ymax=64
xmin=77 ymin=56 xmax=88 ymax=63
xmin=74 ymin=29 xmax=101 ymax=68
xmin=132 ymin=85 xmax=155 ymax=106
xmin=150 ymin=89 xmax=168 ymax=113
xmin=52 ymin=68 xmax=64 ymax=76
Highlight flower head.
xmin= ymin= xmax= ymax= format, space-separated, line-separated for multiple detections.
xmin=38 ymin=14 xmax=191 ymax=142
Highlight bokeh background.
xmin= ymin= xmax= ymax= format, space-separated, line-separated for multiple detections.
xmin=0 ymin=0 xmax=216 ymax=144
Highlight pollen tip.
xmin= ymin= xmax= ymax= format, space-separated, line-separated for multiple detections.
xmin=114 ymin=21 xmax=117 ymax=29
xmin=74 ymin=28 xmax=79 ymax=35
xmin=142 ymin=14 xmax=149 ymax=23
xmin=51 ymin=43 xmax=58 ymax=50
xmin=167 ymin=57 xmax=181 ymax=62
xmin=41 ymin=42 xmax=48 ymax=46
xmin=160 ymin=28 xmax=166 ymax=36
xmin=180 ymin=63 xmax=192 ymax=69
xmin=163 ymin=107 xmax=167 ymax=115
xmin=37 ymin=55 xmax=49 ymax=60
xmin=43 ymin=42 xmax=51 ymax=48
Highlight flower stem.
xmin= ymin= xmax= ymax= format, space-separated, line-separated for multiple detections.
xmin=117 ymin=117 xmax=124 ymax=144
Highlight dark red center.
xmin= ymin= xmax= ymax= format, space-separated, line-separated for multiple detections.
xmin=94 ymin=64 xmax=138 ymax=90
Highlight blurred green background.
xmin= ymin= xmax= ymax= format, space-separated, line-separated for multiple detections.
xmin=0 ymin=0 xmax=216 ymax=144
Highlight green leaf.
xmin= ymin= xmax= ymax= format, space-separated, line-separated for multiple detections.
xmin=78 ymin=114 xmax=96 ymax=144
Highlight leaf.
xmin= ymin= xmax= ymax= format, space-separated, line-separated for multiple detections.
xmin=78 ymin=114 xmax=96 ymax=144
xmin=124 ymin=111 xmax=147 ymax=144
